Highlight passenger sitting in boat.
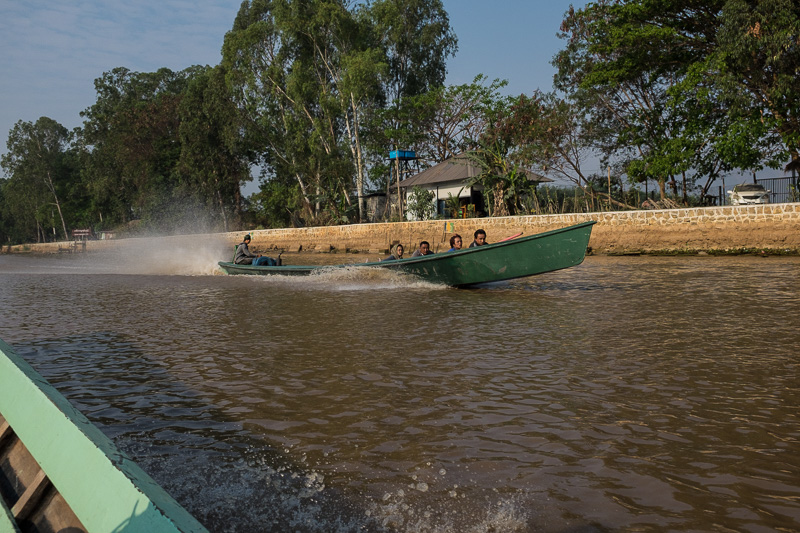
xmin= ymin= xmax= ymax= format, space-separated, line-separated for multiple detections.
xmin=411 ymin=241 xmax=434 ymax=257
xmin=234 ymin=234 xmax=278 ymax=266
xmin=447 ymin=234 xmax=462 ymax=252
xmin=469 ymin=229 xmax=488 ymax=248
xmin=382 ymin=244 xmax=404 ymax=261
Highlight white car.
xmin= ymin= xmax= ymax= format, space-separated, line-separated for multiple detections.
xmin=727 ymin=183 xmax=770 ymax=205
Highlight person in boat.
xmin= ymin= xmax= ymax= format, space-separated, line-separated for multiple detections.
xmin=447 ymin=234 xmax=463 ymax=252
xmin=411 ymin=241 xmax=434 ymax=257
xmin=469 ymin=229 xmax=488 ymax=248
xmin=234 ymin=234 xmax=278 ymax=266
xmin=382 ymin=244 xmax=404 ymax=261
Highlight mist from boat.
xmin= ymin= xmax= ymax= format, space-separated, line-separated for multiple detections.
xmin=0 ymin=235 xmax=452 ymax=291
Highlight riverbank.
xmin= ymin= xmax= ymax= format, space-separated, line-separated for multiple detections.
xmin=5 ymin=203 xmax=800 ymax=257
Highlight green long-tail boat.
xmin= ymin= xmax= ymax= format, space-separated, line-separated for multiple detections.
xmin=218 ymin=221 xmax=596 ymax=287
xmin=0 ymin=339 xmax=207 ymax=533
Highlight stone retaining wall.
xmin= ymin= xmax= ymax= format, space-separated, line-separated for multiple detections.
xmin=236 ymin=203 xmax=800 ymax=254
xmin=7 ymin=203 xmax=800 ymax=255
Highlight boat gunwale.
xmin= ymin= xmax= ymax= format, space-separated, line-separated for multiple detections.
xmin=0 ymin=339 xmax=208 ymax=533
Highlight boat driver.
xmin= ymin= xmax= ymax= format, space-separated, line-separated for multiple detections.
xmin=234 ymin=234 xmax=277 ymax=266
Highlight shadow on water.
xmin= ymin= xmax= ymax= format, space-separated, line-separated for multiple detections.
xmin=11 ymin=333 xmax=401 ymax=532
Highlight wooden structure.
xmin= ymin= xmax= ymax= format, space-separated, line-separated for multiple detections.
xmin=71 ymin=229 xmax=91 ymax=253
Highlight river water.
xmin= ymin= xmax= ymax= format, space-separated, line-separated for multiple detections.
xmin=0 ymin=243 xmax=798 ymax=532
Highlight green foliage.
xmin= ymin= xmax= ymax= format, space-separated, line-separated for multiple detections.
xmin=553 ymin=0 xmax=799 ymax=202
xmin=716 ymin=0 xmax=800 ymax=161
xmin=178 ymin=64 xmax=253 ymax=232
xmin=406 ymin=185 xmax=435 ymax=220
xmin=444 ymin=192 xmax=461 ymax=218
xmin=223 ymin=0 xmax=457 ymax=224
xmin=246 ymin=179 xmax=303 ymax=229
xmin=78 ymin=66 xmax=201 ymax=229
xmin=1 ymin=117 xmax=78 ymax=242
xmin=385 ymin=75 xmax=510 ymax=165
xmin=367 ymin=0 xmax=458 ymax=101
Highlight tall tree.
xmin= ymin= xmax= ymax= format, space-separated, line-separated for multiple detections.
xmin=1 ymin=117 xmax=73 ymax=241
xmin=506 ymin=91 xmax=601 ymax=200
xmin=178 ymin=65 xmax=253 ymax=231
xmin=365 ymin=0 xmax=457 ymax=198
xmin=223 ymin=0 xmax=355 ymax=224
xmin=78 ymin=66 xmax=199 ymax=228
xmin=554 ymin=1 xmax=726 ymax=200
xmin=224 ymin=0 xmax=458 ymax=224
xmin=716 ymin=0 xmax=800 ymax=166
xmin=368 ymin=0 xmax=457 ymax=102
xmin=395 ymin=75 xmax=509 ymax=165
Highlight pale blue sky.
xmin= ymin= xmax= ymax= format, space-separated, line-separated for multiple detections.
xmin=0 ymin=1 xmax=583 ymax=164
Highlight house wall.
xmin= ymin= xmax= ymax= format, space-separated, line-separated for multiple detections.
xmin=433 ymin=184 xmax=472 ymax=200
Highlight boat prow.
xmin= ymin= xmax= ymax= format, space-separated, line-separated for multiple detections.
xmin=0 ymin=339 xmax=207 ymax=533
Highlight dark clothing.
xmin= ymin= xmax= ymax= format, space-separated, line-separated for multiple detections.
xmin=381 ymin=254 xmax=400 ymax=261
xmin=411 ymin=249 xmax=434 ymax=257
xmin=469 ymin=240 xmax=488 ymax=248
xmin=234 ymin=241 xmax=257 ymax=264
xmin=234 ymin=241 xmax=277 ymax=266
xmin=254 ymin=256 xmax=277 ymax=266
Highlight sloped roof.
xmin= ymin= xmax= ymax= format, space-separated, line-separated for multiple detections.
xmin=399 ymin=153 xmax=552 ymax=188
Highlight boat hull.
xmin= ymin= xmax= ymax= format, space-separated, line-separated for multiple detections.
xmin=218 ymin=221 xmax=596 ymax=287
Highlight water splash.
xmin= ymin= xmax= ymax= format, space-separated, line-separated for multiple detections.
xmin=243 ymin=265 xmax=450 ymax=291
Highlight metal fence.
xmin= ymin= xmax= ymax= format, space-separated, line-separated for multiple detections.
xmin=757 ymin=176 xmax=800 ymax=204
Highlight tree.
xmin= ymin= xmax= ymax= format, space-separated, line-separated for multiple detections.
xmin=224 ymin=0 xmax=458 ymax=224
xmin=1 ymin=117 xmax=73 ymax=241
xmin=554 ymin=0 xmax=800 ymax=203
xmin=178 ymin=65 xmax=254 ymax=232
xmin=78 ymin=66 xmax=200 ymax=229
xmin=505 ymin=92 xmax=599 ymax=199
xmin=368 ymin=0 xmax=457 ymax=103
xmin=465 ymin=94 xmax=550 ymax=217
xmin=364 ymin=0 xmax=457 ymax=193
xmin=554 ymin=1 xmax=727 ymax=200
xmin=223 ymin=0 xmax=358 ymax=224
xmin=406 ymin=185 xmax=435 ymax=220
xmin=716 ymin=0 xmax=800 ymax=167
xmin=396 ymin=75 xmax=510 ymax=165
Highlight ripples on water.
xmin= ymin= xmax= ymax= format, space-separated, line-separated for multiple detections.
xmin=1 ymin=250 xmax=799 ymax=532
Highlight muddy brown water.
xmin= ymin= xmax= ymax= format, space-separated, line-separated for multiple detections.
xmin=1 ymin=249 xmax=798 ymax=532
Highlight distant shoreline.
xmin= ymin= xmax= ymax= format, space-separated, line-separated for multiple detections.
xmin=4 ymin=204 xmax=800 ymax=257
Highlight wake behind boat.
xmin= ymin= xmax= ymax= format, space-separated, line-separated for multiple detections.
xmin=218 ymin=221 xmax=596 ymax=287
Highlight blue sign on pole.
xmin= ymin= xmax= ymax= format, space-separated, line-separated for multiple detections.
xmin=389 ymin=150 xmax=416 ymax=160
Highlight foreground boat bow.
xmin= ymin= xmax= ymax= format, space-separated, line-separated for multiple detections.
xmin=218 ymin=221 xmax=596 ymax=287
xmin=0 ymin=339 xmax=207 ymax=533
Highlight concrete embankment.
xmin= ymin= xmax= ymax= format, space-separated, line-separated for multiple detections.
xmin=6 ymin=203 xmax=800 ymax=256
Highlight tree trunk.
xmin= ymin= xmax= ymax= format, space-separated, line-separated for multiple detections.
xmin=681 ymin=171 xmax=688 ymax=205
xmin=217 ymin=189 xmax=228 ymax=232
xmin=44 ymin=170 xmax=69 ymax=241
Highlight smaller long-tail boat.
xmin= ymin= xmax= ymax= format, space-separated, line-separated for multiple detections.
xmin=0 ymin=339 xmax=207 ymax=533
xmin=218 ymin=221 xmax=596 ymax=287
